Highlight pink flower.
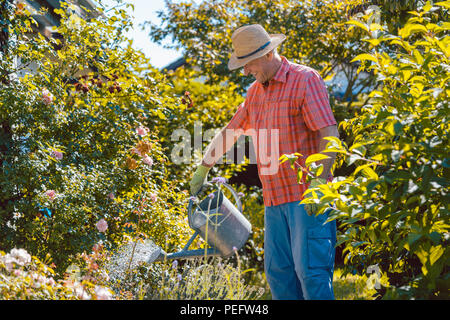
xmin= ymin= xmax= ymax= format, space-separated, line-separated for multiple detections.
xmin=13 ymin=269 xmax=23 ymax=277
xmin=107 ymin=192 xmax=115 ymax=200
xmin=142 ymin=155 xmax=153 ymax=166
xmin=10 ymin=248 xmax=31 ymax=266
xmin=74 ymin=283 xmax=91 ymax=300
xmin=3 ymin=255 xmax=15 ymax=272
xmin=135 ymin=126 xmax=149 ymax=137
xmin=131 ymin=147 xmax=141 ymax=156
xmin=42 ymin=88 xmax=53 ymax=105
xmin=212 ymin=177 xmax=226 ymax=184
xmin=96 ymin=218 xmax=108 ymax=233
xmin=92 ymin=242 xmax=103 ymax=253
xmin=47 ymin=277 xmax=55 ymax=286
xmin=94 ymin=286 xmax=113 ymax=300
xmin=52 ymin=150 xmax=63 ymax=160
xmin=45 ymin=190 xmax=56 ymax=201
xmin=150 ymin=193 xmax=157 ymax=203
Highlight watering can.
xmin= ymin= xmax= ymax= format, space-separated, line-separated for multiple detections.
xmin=145 ymin=181 xmax=252 ymax=263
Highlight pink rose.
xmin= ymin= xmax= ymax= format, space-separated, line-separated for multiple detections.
xmin=47 ymin=277 xmax=55 ymax=286
xmin=94 ymin=286 xmax=113 ymax=300
xmin=150 ymin=193 xmax=157 ymax=203
xmin=74 ymin=283 xmax=91 ymax=300
xmin=108 ymin=192 xmax=115 ymax=200
xmin=42 ymin=88 xmax=53 ymax=105
xmin=52 ymin=150 xmax=63 ymax=160
xmin=96 ymin=218 xmax=108 ymax=233
xmin=13 ymin=269 xmax=23 ymax=277
xmin=10 ymin=248 xmax=31 ymax=265
xmin=135 ymin=126 xmax=149 ymax=137
xmin=131 ymin=147 xmax=141 ymax=156
xmin=142 ymin=155 xmax=153 ymax=166
xmin=45 ymin=190 xmax=56 ymax=201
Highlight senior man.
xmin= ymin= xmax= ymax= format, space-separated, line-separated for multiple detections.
xmin=189 ymin=24 xmax=339 ymax=300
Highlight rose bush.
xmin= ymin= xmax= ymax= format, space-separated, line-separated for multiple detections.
xmin=0 ymin=1 xmax=192 ymax=274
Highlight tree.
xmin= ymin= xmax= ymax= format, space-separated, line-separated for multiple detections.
xmin=146 ymin=0 xmax=378 ymax=104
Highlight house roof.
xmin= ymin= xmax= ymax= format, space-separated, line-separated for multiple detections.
xmin=22 ymin=0 xmax=101 ymax=38
xmin=161 ymin=57 xmax=187 ymax=72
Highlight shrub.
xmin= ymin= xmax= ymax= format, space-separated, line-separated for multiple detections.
xmin=0 ymin=1 xmax=191 ymax=273
xmin=0 ymin=247 xmax=114 ymax=299
xmin=295 ymin=3 xmax=449 ymax=299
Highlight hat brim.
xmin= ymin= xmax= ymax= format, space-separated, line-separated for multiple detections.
xmin=228 ymin=34 xmax=286 ymax=71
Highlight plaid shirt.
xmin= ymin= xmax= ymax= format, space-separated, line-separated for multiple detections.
xmin=225 ymin=56 xmax=337 ymax=207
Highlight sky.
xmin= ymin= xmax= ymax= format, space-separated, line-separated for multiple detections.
xmin=100 ymin=0 xmax=190 ymax=69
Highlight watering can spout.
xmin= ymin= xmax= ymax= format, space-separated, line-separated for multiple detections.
xmin=155 ymin=248 xmax=221 ymax=262
xmin=153 ymin=230 xmax=221 ymax=262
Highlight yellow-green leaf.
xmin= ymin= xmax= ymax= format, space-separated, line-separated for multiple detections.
xmin=399 ymin=23 xmax=428 ymax=39
xmin=430 ymin=245 xmax=444 ymax=266
xmin=362 ymin=166 xmax=378 ymax=180
xmin=351 ymin=53 xmax=378 ymax=63
xmin=305 ymin=153 xmax=330 ymax=167
xmin=345 ymin=20 xmax=369 ymax=32
xmin=435 ymin=1 xmax=450 ymax=9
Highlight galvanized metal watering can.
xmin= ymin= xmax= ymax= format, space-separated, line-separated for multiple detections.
xmin=147 ymin=180 xmax=252 ymax=263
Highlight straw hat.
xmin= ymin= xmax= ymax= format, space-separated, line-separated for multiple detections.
xmin=228 ymin=24 xmax=286 ymax=71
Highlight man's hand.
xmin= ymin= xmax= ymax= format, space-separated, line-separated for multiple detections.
xmin=304 ymin=178 xmax=326 ymax=216
xmin=189 ymin=164 xmax=211 ymax=195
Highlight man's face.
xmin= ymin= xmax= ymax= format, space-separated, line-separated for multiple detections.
xmin=243 ymin=54 xmax=272 ymax=84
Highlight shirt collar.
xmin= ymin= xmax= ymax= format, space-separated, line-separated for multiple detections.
xmin=272 ymin=56 xmax=290 ymax=83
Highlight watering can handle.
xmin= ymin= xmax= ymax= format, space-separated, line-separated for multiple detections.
xmin=187 ymin=181 xmax=243 ymax=229
xmin=218 ymin=181 xmax=243 ymax=213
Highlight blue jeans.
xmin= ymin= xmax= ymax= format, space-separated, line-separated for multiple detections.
xmin=264 ymin=201 xmax=336 ymax=300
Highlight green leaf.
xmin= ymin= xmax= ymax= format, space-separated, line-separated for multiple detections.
xmin=399 ymin=23 xmax=428 ymax=38
xmin=297 ymin=169 xmax=303 ymax=184
xmin=349 ymin=143 xmax=367 ymax=156
xmin=385 ymin=119 xmax=403 ymax=136
xmin=323 ymin=136 xmax=343 ymax=145
xmin=435 ymin=1 xmax=450 ymax=9
xmin=429 ymin=245 xmax=444 ymax=266
xmin=351 ymin=53 xmax=378 ymax=63
xmin=407 ymin=233 xmax=422 ymax=247
xmin=347 ymin=153 xmax=363 ymax=166
xmin=362 ymin=166 xmax=378 ymax=180
xmin=353 ymin=163 xmax=378 ymax=179
xmin=345 ymin=20 xmax=369 ymax=32
xmin=305 ymin=153 xmax=329 ymax=167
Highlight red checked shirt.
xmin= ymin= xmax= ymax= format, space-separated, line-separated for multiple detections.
xmin=225 ymin=56 xmax=337 ymax=207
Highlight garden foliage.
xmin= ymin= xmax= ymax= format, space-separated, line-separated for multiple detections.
xmin=147 ymin=0 xmax=377 ymax=104
xmin=0 ymin=1 xmax=193 ymax=273
xmin=1 ymin=0 xmax=448 ymax=300
xmin=298 ymin=2 xmax=449 ymax=299
xmin=0 ymin=0 xmax=264 ymax=299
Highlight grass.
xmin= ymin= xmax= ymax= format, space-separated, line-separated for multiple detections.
xmin=108 ymin=255 xmax=379 ymax=300
xmin=333 ymin=268 xmax=383 ymax=300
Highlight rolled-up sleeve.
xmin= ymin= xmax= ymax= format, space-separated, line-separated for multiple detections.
xmin=225 ymin=100 xmax=251 ymax=133
xmin=301 ymin=71 xmax=337 ymax=131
